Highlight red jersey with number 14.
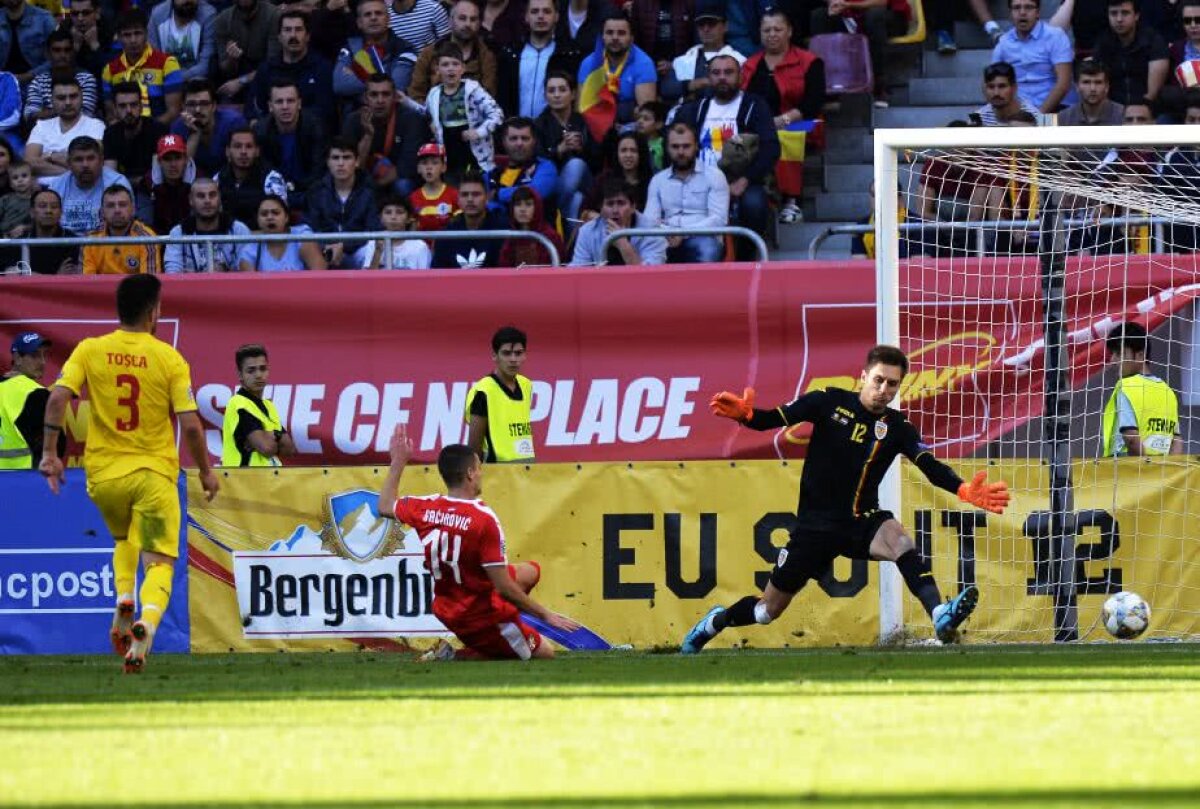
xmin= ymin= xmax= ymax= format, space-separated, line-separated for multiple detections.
xmin=392 ymin=494 xmax=514 ymax=630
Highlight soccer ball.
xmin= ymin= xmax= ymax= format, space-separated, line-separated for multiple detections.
xmin=1102 ymin=591 xmax=1151 ymax=639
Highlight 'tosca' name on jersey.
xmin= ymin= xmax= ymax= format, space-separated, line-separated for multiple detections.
xmin=106 ymin=352 xmax=148 ymax=368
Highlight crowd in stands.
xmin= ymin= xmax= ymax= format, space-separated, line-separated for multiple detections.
xmin=4 ymin=0 xmax=1196 ymax=271
xmin=0 ymin=0 xmax=841 ymax=272
xmin=847 ymin=0 xmax=1200 ymax=260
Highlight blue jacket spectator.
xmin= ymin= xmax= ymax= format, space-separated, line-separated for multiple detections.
xmin=492 ymin=154 xmax=558 ymax=205
xmin=305 ymin=169 xmax=382 ymax=264
xmin=0 ymin=71 xmax=20 ymax=155
xmin=991 ymin=17 xmax=1076 ymax=112
xmin=726 ymin=0 xmax=772 ymax=57
xmin=253 ymin=108 xmax=326 ymax=208
xmin=170 ymin=101 xmax=246 ymax=177
xmin=576 ymin=21 xmax=657 ymax=128
xmin=0 ymin=0 xmax=57 ymax=80
xmin=148 ymin=0 xmax=219 ymax=83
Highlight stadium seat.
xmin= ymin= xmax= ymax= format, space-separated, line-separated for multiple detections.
xmin=807 ymin=33 xmax=874 ymax=95
xmin=889 ymin=0 xmax=926 ymax=45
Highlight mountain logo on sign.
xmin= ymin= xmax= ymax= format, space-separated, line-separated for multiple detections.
xmin=319 ymin=489 xmax=405 ymax=562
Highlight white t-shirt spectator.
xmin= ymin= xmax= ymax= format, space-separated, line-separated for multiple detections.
xmin=354 ymin=237 xmax=432 ymax=270
xmin=28 ymin=115 xmax=106 ymax=156
xmin=41 ymin=168 xmax=133 ymax=234
xmin=697 ymin=95 xmax=741 ymax=171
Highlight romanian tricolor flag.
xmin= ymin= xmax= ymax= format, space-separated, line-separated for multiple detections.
xmin=579 ymin=43 xmax=622 ymax=143
xmin=350 ymin=45 xmax=387 ymax=83
xmin=776 ymin=120 xmax=821 ymax=197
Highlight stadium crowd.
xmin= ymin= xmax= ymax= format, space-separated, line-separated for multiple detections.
xmin=3 ymin=0 xmax=1198 ymax=271
xmin=0 ymin=0 xmax=845 ymax=271
xmin=871 ymin=0 xmax=1200 ymax=260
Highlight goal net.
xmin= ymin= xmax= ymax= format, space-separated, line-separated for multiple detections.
xmin=874 ymin=125 xmax=1200 ymax=643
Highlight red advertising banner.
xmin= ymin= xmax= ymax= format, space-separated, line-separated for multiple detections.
xmin=2 ymin=255 xmax=1196 ymax=465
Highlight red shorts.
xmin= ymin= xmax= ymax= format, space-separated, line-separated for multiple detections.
xmin=452 ymin=616 xmax=543 ymax=660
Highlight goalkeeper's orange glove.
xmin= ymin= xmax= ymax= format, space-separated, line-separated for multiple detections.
xmin=957 ymin=470 xmax=1011 ymax=514
xmin=710 ymin=387 xmax=756 ymax=423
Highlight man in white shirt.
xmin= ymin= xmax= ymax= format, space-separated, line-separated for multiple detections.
xmin=664 ymin=0 xmax=744 ymax=105
xmin=25 ymin=76 xmax=106 ymax=177
xmin=39 ymin=136 xmax=133 ymax=234
xmin=643 ymin=121 xmax=730 ymax=264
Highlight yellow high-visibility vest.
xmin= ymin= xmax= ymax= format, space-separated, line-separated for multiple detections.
xmin=0 ymin=375 xmax=42 ymax=469
xmin=221 ymin=391 xmax=284 ymax=467
xmin=464 ymin=374 xmax=535 ymax=462
xmin=1101 ymin=374 xmax=1178 ymax=457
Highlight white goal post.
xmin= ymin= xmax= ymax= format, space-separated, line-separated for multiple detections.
xmin=872 ymin=124 xmax=1200 ymax=643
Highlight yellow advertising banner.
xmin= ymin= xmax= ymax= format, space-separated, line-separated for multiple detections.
xmin=187 ymin=459 xmax=1199 ymax=653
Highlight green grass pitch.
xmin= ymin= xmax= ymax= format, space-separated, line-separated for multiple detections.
xmin=1 ymin=645 xmax=1198 ymax=808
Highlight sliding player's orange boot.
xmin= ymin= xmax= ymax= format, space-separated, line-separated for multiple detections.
xmin=110 ymin=599 xmax=135 ymax=656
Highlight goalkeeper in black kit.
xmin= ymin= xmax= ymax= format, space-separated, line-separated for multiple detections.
xmin=681 ymin=345 xmax=1011 ymax=653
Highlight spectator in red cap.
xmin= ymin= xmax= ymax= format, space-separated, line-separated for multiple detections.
xmin=410 ymin=141 xmax=460 ymax=230
xmin=150 ymin=133 xmax=195 ymax=233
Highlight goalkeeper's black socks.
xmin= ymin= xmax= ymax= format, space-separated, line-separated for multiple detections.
xmin=896 ymin=549 xmax=942 ymax=617
xmin=714 ymin=595 xmax=760 ymax=630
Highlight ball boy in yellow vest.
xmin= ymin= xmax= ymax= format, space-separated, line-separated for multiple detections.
xmin=221 ymin=344 xmax=296 ymax=467
xmin=1101 ymin=322 xmax=1182 ymax=457
xmin=465 ymin=326 xmax=534 ymax=463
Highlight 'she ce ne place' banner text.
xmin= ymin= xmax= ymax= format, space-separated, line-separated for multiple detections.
xmin=3 ymin=257 xmax=1197 ymax=464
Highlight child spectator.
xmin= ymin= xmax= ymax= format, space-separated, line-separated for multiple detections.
xmin=410 ymin=142 xmax=460 ymax=231
xmin=499 ymin=187 xmax=564 ymax=267
xmin=357 ymin=195 xmax=432 ymax=269
xmin=412 ymin=41 xmax=503 ymax=180
xmin=635 ymin=100 xmax=667 ymax=172
xmin=0 ymin=161 xmax=34 ymax=237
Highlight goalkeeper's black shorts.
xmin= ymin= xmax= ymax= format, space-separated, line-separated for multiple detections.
xmin=769 ymin=510 xmax=894 ymax=594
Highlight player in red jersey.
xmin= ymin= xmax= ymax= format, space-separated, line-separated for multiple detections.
xmin=378 ymin=425 xmax=578 ymax=659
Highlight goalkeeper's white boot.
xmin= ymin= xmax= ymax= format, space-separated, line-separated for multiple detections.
xmin=681 ymin=606 xmax=724 ymax=655
xmin=110 ymin=598 xmax=135 ymax=656
xmin=933 ymin=585 xmax=979 ymax=644
xmin=124 ymin=620 xmax=155 ymax=675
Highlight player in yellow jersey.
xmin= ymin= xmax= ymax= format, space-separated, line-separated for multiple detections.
xmin=38 ymin=275 xmax=218 ymax=673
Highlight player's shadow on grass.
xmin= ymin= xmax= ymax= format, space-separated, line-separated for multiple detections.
xmin=19 ymin=786 xmax=1200 ymax=808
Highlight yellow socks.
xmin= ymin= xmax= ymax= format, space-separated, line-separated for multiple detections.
xmin=138 ymin=563 xmax=174 ymax=631
xmin=113 ymin=540 xmax=138 ymax=602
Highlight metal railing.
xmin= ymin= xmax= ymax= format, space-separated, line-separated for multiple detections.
xmin=0 ymin=229 xmax=563 ymax=272
xmin=601 ymin=226 xmax=771 ymax=264
xmin=807 ymin=216 xmax=1170 ymax=259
